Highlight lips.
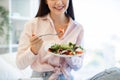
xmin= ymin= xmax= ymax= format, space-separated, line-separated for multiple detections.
xmin=54 ymin=6 xmax=64 ymax=10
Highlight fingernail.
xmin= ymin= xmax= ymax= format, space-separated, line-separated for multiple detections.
xmin=32 ymin=34 xmax=35 ymax=36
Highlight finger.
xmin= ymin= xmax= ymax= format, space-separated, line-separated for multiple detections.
xmin=30 ymin=34 xmax=43 ymax=42
xmin=31 ymin=38 xmax=43 ymax=45
xmin=30 ymin=35 xmax=38 ymax=42
xmin=30 ymin=33 xmax=37 ymax=41
xmin=31 ymin=38 xmax=41 ymax=45
xmin=32 ymin=34 xmax=35 ymax=36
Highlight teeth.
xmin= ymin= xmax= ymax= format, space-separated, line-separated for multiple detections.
xmin=55 ymin=6 xmax=63 ymax=10
xmin=57 ymin=7 xmax=63 ymax=9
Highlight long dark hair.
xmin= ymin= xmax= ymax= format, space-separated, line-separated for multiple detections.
xmin=35 ymin=0 xmax=75 ymax=20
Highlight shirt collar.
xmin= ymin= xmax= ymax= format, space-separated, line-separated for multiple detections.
xmin=40 ymin=14 xmax=76 ymax=34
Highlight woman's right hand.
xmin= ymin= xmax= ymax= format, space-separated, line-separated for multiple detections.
xmin=30 ymin=34 xmax=43 ymax=55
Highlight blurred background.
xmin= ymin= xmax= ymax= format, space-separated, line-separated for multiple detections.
xmin=0 ymin=0 xmax=120 ymax=80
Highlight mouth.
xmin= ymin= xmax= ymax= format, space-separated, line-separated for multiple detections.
xmin=54 ymin=6 xmax=64 ymax=11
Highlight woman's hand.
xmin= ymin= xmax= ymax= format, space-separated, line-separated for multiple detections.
xmin=30 ymin=34 xmax=43 ymax=55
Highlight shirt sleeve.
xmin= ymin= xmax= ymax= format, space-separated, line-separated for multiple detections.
xmin=16 ymin=22 xmax=37 ymax=70
xmin=65 ymin=25 xmax=84 ymax=71
xmin=65 ymin=56 xmax=84 ymax=71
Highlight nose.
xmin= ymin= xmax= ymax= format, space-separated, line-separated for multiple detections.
xmin=56 ymin=0 xmax=63 ymax=5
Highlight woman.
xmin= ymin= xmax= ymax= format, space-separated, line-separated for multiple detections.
xmin=16 ymin=0 xmax=84 ymax=80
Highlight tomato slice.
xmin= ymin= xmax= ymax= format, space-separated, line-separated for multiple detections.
xmin=58 ymin=28 xmax=64 ymax=34
xmin=76 ymin=51 xmax=83 ymax=54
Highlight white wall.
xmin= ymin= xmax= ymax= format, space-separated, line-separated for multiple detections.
xmin=73 ymin=0 xmax=120 ymax=49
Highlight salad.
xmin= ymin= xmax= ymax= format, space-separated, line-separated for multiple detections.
xmin=48 ymin=42 xmax=84 ymax=57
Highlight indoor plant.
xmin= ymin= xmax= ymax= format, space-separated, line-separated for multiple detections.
xmin=0 ymin=6 xmax=9 ymax=44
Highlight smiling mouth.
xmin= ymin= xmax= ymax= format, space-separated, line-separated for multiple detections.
xmin=54 ymin=6 xmax=64 ymax=10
